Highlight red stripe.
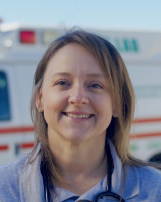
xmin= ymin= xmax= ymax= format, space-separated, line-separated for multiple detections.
xmin=0 ymin=126 xmax=34 ymax=134
xmin=0 ymin=145 xmax=9 ymax=151
xmin=19 ymin=142 xmax=34 ymax=149
xmin=0 ymin=117 xmax=161 ymax=135
xmin=132 ymin=117 xmax=161 ymax=124
xmin=0 ymin=132 xmax=161 ymax=153
xmin=130 ymin=132 xmax=161 ymax=139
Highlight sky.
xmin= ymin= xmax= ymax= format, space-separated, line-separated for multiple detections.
xmin=0 ymin=0 xmax=161 ymax=30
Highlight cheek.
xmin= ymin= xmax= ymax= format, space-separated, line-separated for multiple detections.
xmin=99 ymin=97 xmax=113 ymax=127
xmin=42 ymin=91 xmax=67 ymax=112
xmin=94 ymin=95 xmax=113 ymax=113
xmin=43 ymin=96 xmax=60 ymax=126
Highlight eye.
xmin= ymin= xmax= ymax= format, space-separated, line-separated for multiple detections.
xmin=55 ymin=81 xmax=70 ymax=86
xmin=89 ymin=83 xmax=102 ymax=89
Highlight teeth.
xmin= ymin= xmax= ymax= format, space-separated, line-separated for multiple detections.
xmin=73 ymin=114 xmax=77 ymax=118
xmin=65 ymin=113 xmax=91 ymax=119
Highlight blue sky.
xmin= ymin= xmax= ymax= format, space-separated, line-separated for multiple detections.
xmin=0 ymin=0 xmax=161 ymax=30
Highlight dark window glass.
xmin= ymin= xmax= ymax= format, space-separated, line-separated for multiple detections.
xmin=0 ymin=71 xmax=11 ymax=120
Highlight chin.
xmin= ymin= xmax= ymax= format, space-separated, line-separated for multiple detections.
xmin=63 ymin=133 xmax=89 ymax=144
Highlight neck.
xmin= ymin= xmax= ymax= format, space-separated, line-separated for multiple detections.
xmin=48 ymin=129 xmax=107 ymax=183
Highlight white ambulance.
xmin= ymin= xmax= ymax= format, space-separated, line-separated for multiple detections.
xmin=0 ymin=23 xmax=161 ymax=165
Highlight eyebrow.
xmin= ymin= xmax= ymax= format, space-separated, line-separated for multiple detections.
xmin=52 ymin=72 xmax=106 ymax=79
xmin=86 ymin=73 xmax=106 ymax=79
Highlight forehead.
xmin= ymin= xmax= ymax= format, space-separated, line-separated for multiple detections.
xmin=46 ymin=44 xmax=105 ymax=76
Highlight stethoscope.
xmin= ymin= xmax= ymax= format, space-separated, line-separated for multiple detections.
xmin=41 ymin=143 xmax=125 ymax=202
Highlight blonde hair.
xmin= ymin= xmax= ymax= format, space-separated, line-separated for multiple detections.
xmin=29 ymin=29 xmax=161 ymax=194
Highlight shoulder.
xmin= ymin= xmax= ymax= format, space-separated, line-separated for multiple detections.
xmin=135 ymin=165 xmax=161 ymax=197
xmin=136 ymin=165 xmax=161 ymax=183
xmin=0 ymin=155 xmax=28 ymax=201
xmin=0 ymin=155 xmax=28 ymax=181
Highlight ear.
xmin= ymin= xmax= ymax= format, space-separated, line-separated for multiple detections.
xmin=112 ymin=101 xmax=118 ymax=118
xmin=36 ymin=90 xmax=43 ymax=112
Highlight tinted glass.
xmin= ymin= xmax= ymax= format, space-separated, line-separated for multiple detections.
xmin=0 ymin=71 xmax=11 ymax=120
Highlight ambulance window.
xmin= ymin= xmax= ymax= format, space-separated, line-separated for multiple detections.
xmin=0 ymin=71 xmax=11 ymax=121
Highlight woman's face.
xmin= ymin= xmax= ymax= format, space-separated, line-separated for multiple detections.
xmin=38 ymin=44 xmax=115 ymax=144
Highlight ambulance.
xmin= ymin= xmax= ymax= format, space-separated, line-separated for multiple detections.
xmin=0 ymin=23 xmax=161 ymax=166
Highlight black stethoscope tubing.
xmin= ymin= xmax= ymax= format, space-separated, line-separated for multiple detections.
xmin=41 ymin=160 xmax=51 ymax=201
xmin=41 ymin=143 xmax=125 ymax=202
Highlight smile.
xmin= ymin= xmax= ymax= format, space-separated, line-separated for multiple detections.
xmin=62 ymin=112 xmax=94 ymax=119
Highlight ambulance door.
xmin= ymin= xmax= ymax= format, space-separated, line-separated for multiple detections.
xmin=13 ymin=64 xmax=36 ymax=159
xmin=0 ymin=66 xmax=22 ymax=165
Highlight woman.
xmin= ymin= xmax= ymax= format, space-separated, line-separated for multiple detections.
xmin=0 ymin=30 xmax=161 ymax=202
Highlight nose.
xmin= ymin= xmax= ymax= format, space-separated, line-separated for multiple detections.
xmin=68 ymin=84 xmax=89 ymax=105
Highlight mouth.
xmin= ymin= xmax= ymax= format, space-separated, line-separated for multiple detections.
xmin=62 ymin=112 xmax=95 ymax=119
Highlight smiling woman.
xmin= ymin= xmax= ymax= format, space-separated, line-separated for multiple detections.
xmin=0 ymin=30 xmax=161 ymax=202
xmin=39 ymin=44 xmax=114 ymax=146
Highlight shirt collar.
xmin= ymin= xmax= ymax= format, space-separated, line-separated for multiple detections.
xmin=20 ymin=144 xmax=45 ymax=202
xmin=109 ymin=141 xmax=140 ymax=199
xmin=54 ymin=176 xmax=107 ymax=202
